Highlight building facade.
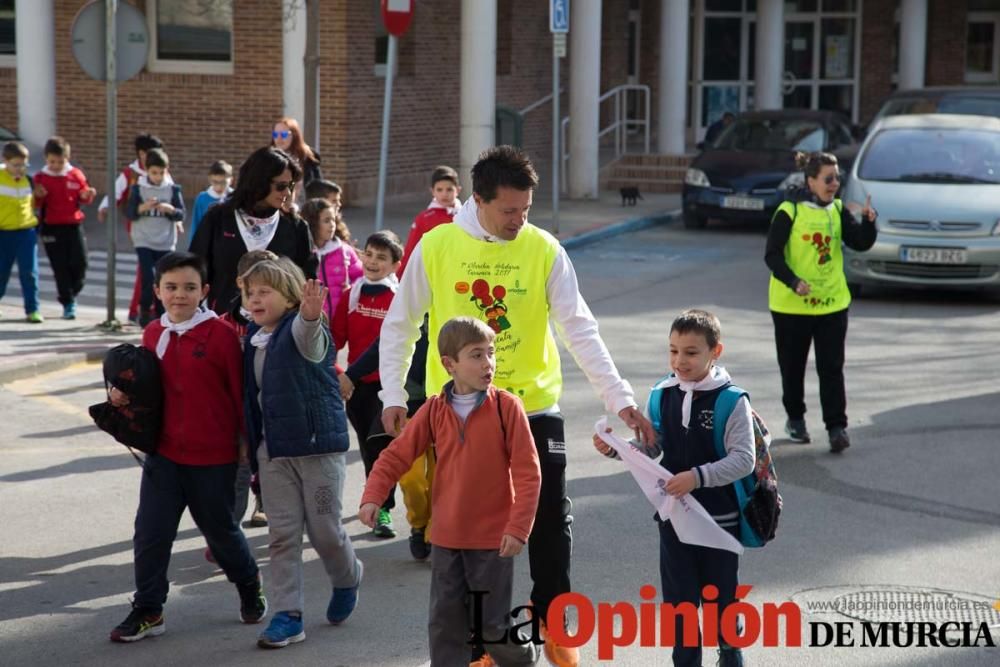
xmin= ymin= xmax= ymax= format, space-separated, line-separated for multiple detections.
xmin=1 ymin=0 xmax=996 ymax=202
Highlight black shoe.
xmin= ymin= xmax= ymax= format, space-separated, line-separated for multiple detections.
xmin=829 ymin=427 xmax=851 ymax=454
xmin=718 ymin=644 xmax=745 ymax=666
xmin=238 ymin=574 xmax=268 ymax=624
xmin=110 ymin=604 xmax=165 ymax=642
xmin=409 ymin=528 xmax=431 ymax=560
xmin=785 ymin=419 xmax=811 ymax=443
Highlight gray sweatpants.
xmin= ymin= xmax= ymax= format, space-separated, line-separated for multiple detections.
xmin=256 ymin=446 xmax=361 ymax=614
xmin=429 ymin=546 xmax=539 ymax=666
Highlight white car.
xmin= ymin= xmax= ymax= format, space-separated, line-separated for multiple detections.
xmin=843 ymin=114 xmax=1000 ymax=295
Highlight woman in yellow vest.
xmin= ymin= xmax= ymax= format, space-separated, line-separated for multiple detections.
xmin=765 ymin=151 xmax=877 ymax=453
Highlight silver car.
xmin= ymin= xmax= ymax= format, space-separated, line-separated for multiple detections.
xmin=843 ymin=114 xmax=1000 ymax=294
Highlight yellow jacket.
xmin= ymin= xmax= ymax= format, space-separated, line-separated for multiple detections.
xmin=0 ymin=169 xmax=38 ymax=231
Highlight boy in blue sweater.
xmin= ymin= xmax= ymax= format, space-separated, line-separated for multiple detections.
xmin=190 ymin=160 xmax=232 ymax=243
xmin=595 ymin=309 xmax=754 ymax=667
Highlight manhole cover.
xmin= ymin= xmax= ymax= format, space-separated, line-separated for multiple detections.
xmin=791 ymin=585 xmax=1000 ymax=627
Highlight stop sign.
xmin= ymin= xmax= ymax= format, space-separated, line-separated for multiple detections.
xmin=381 ymin=0 xmax=414 ymax=37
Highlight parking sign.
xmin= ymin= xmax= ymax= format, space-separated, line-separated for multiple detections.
xmin=550 ymin=0 xmax=569 ymax=33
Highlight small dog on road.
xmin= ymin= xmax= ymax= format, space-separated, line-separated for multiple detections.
xmin=620 ymin=186 xmax=642 ymax=206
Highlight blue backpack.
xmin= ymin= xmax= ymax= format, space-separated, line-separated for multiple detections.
xmin=648 ymin=380 xmax=781 ymax=548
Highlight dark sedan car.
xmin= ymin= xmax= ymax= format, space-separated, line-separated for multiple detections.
xmin=682 ymin=110 xmax=858 ymax=229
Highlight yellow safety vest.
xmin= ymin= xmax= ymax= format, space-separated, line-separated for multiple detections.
xmin=420 ymin=222 xmax=562 ymax=412
xmin=0 ymin=170 xmax=37 ymax=231
xmin=768 ymin=199 xmax=851 ymax=315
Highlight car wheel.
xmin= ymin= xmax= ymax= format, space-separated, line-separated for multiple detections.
xmin=848 ymin=282 xmax=863 ymax=298
xmin=683 ymin=210 xmax=708 ymax=229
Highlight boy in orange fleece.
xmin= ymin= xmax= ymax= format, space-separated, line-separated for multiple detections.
xmin=360 ymin=316 xmax=541 ymax=666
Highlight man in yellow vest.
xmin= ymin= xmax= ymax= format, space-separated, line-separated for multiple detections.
xmin=379 ymin=146 xmax=655 ymax=666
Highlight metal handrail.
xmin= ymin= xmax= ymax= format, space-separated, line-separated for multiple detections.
xmin=560 ymin=84 xmax=650 ymax=193
xmin=520 ymin=87 xmax=566 ymax=116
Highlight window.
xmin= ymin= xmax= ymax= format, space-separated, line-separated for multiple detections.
xmin=0 ymin=0 xmax=14 ymax=67
xmin=147 ymin=0 xmax=233 ymax=75
xmin=966 ymin=12 xmax=1000 ymax=83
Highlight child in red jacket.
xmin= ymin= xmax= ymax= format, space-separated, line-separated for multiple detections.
xmin=106 ymin=251 xmax=266 ymax=643
xmin=397 ymin=165 xmax=462 ymax=277
xmin=332 ymin=230 xmax=402 ymax=538
xmin=32 ymin=137 xmax=96 ymax=319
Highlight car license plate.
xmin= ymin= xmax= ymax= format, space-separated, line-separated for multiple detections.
xmin=899 ymin=247 xmax=968 ymax=264
xmin=721 ymin=196 xmax=764 ymax=211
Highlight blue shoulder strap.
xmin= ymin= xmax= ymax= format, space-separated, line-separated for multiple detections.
xmin=647 ymin=375 xmax=673 ymax=433
xmin=712 ymin=385 xmax=748 ymax=460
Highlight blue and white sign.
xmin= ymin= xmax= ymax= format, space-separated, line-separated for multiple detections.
xmin=550 ymin=0 xmax=569 ymax=34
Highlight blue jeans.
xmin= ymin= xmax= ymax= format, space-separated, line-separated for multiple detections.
xmin=136 ymin=247 xmax=168 ymax=317
xmin=0 ymin=227 xmax=40 ymax=314
xmin=133 ymin=454 xmax=259 ymax=612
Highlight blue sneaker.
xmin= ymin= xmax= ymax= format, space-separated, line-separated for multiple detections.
xmin=327 ymin=560 xmax=363 ymax=625
xmin=257 ymin=611 xmax=305 ymax=649
xmin=62 ymin=302 xmax=76 ymax=320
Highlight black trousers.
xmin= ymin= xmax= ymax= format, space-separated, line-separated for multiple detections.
xmin=347 ymin=380 xmax=396 ymax=510
xmin=658 ymin=520 xmax=740 ymax=667
xmin=133 ymin=455 xmax=259 ymax=612
xmin=527 ymin=413 xmax=572 ymax=620
xmin=771 ymin=309 xmax=849 ymax=431
xmin=39 ymin=223 xmax=87 ymax=306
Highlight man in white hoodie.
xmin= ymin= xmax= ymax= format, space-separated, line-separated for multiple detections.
xmin=378 ymin=146 xmax=655 ymax=666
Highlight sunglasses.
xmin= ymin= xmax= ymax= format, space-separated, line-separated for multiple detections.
xmin=271 ymin=180 xmax=296 ymax=193
xmin=272 ymin=130 xmax=291 ymax=140
xmin=823 ymin=173 xmax=841 ymax=185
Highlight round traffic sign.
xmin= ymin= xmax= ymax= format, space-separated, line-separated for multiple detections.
xmin=71 ymin=1 xmax=149 ymax=82
xmin=381 ymin=0 xmax=414 ymax=37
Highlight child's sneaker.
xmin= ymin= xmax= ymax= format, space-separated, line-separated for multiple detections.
xmin=257 ymin=611 xmax=305 ymax=648
xmin=237 ymin=573 xmax=268 ymax=623
xmin=327 ymin=560 xmax=363 ymax=625
xmin=26 ymin=311 xmax=43 ymax=324
xmin=784 ymin=418 xmax=810 ymax=443
xmin=62 ymin=302 xmax=77 ymax=320
xmin=717 ymin=644 xmax=745 ymax=666
xmin=109 ymin=603 xmax=165 ymax=643
xmin=469 ymin=654 xmax=497 ymax=666
xmin=409 ymin=527 xmax=431 ymax=560
xmin=540 ymin=618 xmax=580 ymax=666
xmin=373 ymin=508 xmax=396 ymax=538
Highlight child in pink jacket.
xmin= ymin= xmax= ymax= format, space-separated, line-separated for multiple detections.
xmin=301 ymin=198 xmax=363 ymax=322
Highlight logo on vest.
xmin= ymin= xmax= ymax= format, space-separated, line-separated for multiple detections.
xmin=547 ymin=438 xmax=566 ymax=455
xmin=698 ymin=409 xmax=714 ymax=431
xmin=455 ymin=278 xmax=511 ymax=334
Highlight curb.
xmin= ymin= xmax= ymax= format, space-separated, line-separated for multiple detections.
xmin=0 ymin=343 xmax=118 ymax=386
xmin=559 ymin=207 xmax=682 ymax=250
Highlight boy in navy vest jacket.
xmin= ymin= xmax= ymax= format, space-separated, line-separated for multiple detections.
xmin=594 ymin=309 xmax=754 ymax=667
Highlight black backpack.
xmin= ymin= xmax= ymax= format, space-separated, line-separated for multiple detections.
xmin=89 ymin=344 xmax=163 ymax=457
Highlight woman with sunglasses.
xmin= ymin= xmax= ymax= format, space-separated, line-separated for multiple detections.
xmin=271 ymin=118 xmax=322 ymax=202
xmin=191 ymin=146 xmax=316 ymax=315
xmin=764 ymin=150 xmax=877 ymax=454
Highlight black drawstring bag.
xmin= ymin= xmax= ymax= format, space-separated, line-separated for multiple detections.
xmin=89 ymin=344 xmax=163 ymax=459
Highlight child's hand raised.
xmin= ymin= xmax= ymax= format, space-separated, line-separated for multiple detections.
xmin=300 ymin=279 xmax=328 ymax=321
xmin=358 ymin=502 xmax=379 ymax=528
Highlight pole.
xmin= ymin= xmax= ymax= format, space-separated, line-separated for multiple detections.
xmin=304 ymin=0 xmax=321 ymax=150
xmin=104 ymin=0 xmax=118 ymax=327
xmin=552 ymin=40 xmax=560 ymax=236
xmin=374 ymin=35 xmax=397 ymax=232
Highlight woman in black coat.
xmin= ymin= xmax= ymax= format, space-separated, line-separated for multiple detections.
xmin=190 ymin=146 xmax=316 ymax=314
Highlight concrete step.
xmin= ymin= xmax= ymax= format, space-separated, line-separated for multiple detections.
xmin=604 ymin=165 xmax=689 ymax=180
xmin=612 ymin=153 xmax=697 ymax=168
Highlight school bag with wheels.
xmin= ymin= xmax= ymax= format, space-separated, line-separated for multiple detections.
xmin=88 ymin=343 xmax=163 ymax=457
xmin=647 ymin=382 xmax=781 ymax=547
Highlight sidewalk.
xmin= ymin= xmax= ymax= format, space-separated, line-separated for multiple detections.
xmin=0 ymin=190 xmax=680 ymax=384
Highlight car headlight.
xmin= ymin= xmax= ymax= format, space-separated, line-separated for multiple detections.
xmin=778 ymin=172 xmax=804 ymax=190
xmin=685 ymin=168 xmax=711 ymax=188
